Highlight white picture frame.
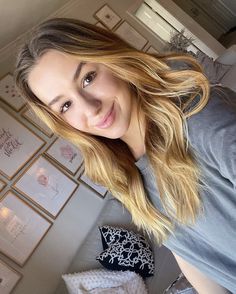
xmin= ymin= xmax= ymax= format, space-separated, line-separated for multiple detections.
xmin=12 ymin=155 xmax=78 ymax=219
xmin=0 ymin=108 xmax=45 ymax=180
xmin=0 ymin=73 xmax=26 ymax=112
xmin=45 ymin=137 xmax=83 ymax=176
xmin=21 ymin=106 xmax=54 ymax=138
xmin=0 ymin=259 xmax=22 ymax=294
xmin=114 ymin=21 xmax=148 ymax=50
xmin=0 ymin=190 xmax=52 ymax=266
xmin=79 ymin=172 xmax=108 ymax=198
xmin=94 ymin=4 xmax=121 ymax=30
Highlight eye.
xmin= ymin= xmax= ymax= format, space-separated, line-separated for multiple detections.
xmin=60 ymin=100 xmax=72 ymax=114
xmin=83 ymin=71 xmax=96 ymax=88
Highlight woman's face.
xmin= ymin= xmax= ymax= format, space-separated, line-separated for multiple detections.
xmin=28 ymin=49 xmax=135 ymax=139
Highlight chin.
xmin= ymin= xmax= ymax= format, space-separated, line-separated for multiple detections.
xmin=101 ymin=125 xmax=128 ymax=140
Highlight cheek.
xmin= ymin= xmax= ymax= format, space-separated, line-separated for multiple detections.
xmin=63 ymin=109 xmax=86 ymax=131
xmin=91 ymin=72 xmax=122 ymax=98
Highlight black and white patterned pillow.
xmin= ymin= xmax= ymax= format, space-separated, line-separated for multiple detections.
xmin=96 ymin=225 xmax=155 ymax=278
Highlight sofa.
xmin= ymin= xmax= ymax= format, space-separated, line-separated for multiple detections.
xmin=55 ymin=192 xmax=183 ymax=294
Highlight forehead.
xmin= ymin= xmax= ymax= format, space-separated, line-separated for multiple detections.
xmin=27 ymin=50 xmax=82 ymax=104
xmin=29 ymin=50 xmax=80 ymax=83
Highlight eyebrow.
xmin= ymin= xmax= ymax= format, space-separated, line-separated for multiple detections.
xmin=48 ymin=61 xmax=86 ymax=107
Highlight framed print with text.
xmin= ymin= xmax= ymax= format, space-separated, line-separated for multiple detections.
xmin=0 ymin=73 xmax=26 ymax=112
xmin=0 ymin=108 xmax=45 ymax=180
xmin=0 ymin=259 xmax=22 ymax=294
xmin=12 ymin=156 xmax=78 ymax=219
xmin=94 ymin=4 xmax=121 ymax=30
xmin=0 ymin=179 xmax=7 ymax=192
xmin=21 ymin=106 xmax=54 ymax=138
xmin=0 ymin=190 xmax=52 ymax=266
xmin=45 ymin=137 xmax=83 ymax=176
xmin=114 ymin=21 xmax=148 ymax=50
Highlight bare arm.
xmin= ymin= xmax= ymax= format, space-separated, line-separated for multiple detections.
xmin=172 ymin=252 xmax=231 ymax=294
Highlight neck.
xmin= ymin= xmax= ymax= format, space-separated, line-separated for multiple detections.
xmin=120 ymin=101 xmax=146 ymax=161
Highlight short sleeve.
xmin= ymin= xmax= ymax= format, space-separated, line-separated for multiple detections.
xmin=186 ymin=86 xmax=236 ymax=189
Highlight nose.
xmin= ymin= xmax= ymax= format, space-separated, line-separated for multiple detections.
xmin=76 ymin=91 xmax=102 ymax=119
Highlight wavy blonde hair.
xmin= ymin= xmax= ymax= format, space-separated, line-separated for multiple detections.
xmin=14 ymin=18 xmax=210 ymax=244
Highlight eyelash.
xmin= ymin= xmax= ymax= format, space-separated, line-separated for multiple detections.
xmin=59 ymin=71 xmax=97 ymax=114
xmin=83 ymin=71 xmax=96 ymax=88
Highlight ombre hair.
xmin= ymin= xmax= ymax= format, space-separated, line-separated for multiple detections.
xmin=14 ymin=18 xmax=210 ymax=244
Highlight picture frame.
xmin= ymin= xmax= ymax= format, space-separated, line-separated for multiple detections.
xmin=0 ymin=259 xmax=22 ymax=294
xmin=95 ymin=21 xmax=108 ymax=30
xmin=21 ymin=106 xmax=54 ymax=138
xmin=146 ymin=45 xmax=159 ymax=54
xmin=0 ymin=179 xmax=7 ymax=192
xmin=0 ymin=190 xmax=52 ymax=266
xmin=0 ymin=107 xmax=45 ymax=180
xmin=0 ymin=73 xmax=26 ymax=112
xmin=94 ymin=4 xmax=121 ymax=30
xmin=79 ymin=172 xmax=108 ymax=198
xmin=114 ymin=21 xmax=148 ymax=50
xmin=12 ymin=155 xmax=78 ymax=219
xmin=44 ymin=137 xmax=83 ymax=176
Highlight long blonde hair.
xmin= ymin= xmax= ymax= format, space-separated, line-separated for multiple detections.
xmin=14 ymin=18 xmax=210 ymax=244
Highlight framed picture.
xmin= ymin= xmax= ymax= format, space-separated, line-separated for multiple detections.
xmin=0 ymin=108 xmax=45 ymax=180
xmin=79 ymin=173 xmax=108 ymax=198
xmin=95 ymin=21 xmax=108 ymax=30
xmin=146 ymin=46 xmax=159 ymax=54
xmin=0 ymin=180 xmax=7 ymax=192
xmin=0 ymin=259 xmax=22 ymax=294
xmin=12 ymin=155 xmax=78 ymax=219
xmin=114 ymin=21 xmax=148 ymax=50
xmin=0 ymin=73 xmax=26 ymax=112
xmin=0 ymin=190 xmax=52 ymax=266
xmin=45 ymin=137 xmax=83 ymax=176
xmin=21 ymin=106 xmax=54 ymax=137
xmin=94 ymin=4 xmax=121 ymax=30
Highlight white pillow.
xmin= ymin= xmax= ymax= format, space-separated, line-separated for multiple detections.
xmin=62 ymin=268 xmax=148 ymax=294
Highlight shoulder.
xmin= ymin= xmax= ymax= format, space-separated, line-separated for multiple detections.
xmin=187 ymin=87 xmax=236 ymax=130
xmin=185 ymin=86 xmax=236 ymax=181
xmin=186 ymin=86 xmax=236 ymax=143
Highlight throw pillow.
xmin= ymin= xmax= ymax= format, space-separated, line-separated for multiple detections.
xmin=96 ymin=225 xmax=154 ymax=278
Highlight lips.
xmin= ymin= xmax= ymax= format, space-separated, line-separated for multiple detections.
xmin=95 ymin=104 xmax=114 ymax=127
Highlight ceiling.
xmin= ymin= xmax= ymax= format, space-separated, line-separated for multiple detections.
xmin=0 ymin=0 xmax=72 ymax=50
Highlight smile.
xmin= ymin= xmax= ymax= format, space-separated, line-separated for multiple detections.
xmin=95 ymin=103 xmax=115 ymax=129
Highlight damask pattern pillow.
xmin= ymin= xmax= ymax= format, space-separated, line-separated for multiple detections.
xmin=96 ymin=225 xmax=155 ymax=278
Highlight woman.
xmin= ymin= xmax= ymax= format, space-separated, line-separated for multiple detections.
xmin=14 ymin=18 xmax=235 ymax=293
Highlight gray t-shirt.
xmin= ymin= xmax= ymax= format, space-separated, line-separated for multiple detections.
xmin=135 ymin=86 xmax=236 ymax=293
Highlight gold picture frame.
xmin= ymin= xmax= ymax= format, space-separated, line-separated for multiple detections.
xmin=44 ymin=137 xmax=84 ymax=176
xmin=0 ymin=190 xmax=52 ymax=266
xmin=0 ymin=179 xmax=7 ymax=193
xmin=0 ymin=73 xmax=26 ymax=112
xmin=21 ymin=106 xmax=54 ymax=138
xmin=0 ymin=258 xmax=22 ymax=293
xmin=78 ymin=171 xmax=108 ymax=199
xmin=12 ymin=155 xmax=78 ymax=219
xmin=0 ymin=107 xmax=46 ymax=180
xmin=94 ymin=4 xmax=121 ymax=30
